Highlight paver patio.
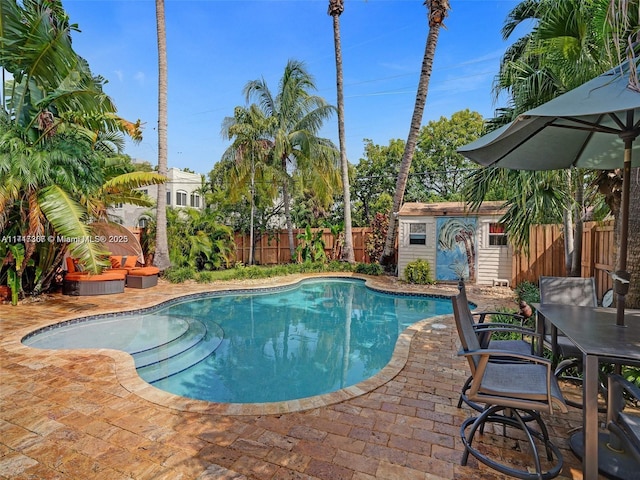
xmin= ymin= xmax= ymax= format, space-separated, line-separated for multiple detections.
xmin=1 ymin=274 xmax=597 ymax=479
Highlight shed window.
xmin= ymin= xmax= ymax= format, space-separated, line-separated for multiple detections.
xmin=409 ymin=223 xmax=427 ymax=245
xmin=488 ymin=223 xmax=508 ymax=246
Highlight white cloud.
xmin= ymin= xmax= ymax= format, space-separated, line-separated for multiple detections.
xmin=114 ymin=70 xmax=123 ymax=82
xmin=134 ymin=72 xmax=145 ymax=86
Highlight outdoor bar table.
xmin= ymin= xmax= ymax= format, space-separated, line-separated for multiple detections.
xmin=534 ymin=303 xmax=640 ymax=480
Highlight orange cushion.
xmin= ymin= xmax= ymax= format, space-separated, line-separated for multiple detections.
xmin=65 ymin=272 xmax=89 ymax=280
xmin=66 ymin=258 xmax=87 ymax=273
xmin=127 ymin=266 xmax=159 ymax=276
xmin=107 ymin=268 xmax=129 ymax=275
xmin=67 ymin=272 xmax=125 ymax=281
xmin=110 ymin=256 xmax=123 ymax=268
xmin=123 ymin=256 xmax=137 ymax=268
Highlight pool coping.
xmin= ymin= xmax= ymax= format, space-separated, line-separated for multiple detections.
xmin=4 ymin=273 xmax=463 ymax=416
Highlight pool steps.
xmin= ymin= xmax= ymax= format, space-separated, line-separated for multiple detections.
xmin=133 ymin=318 xmax=224 ymax=383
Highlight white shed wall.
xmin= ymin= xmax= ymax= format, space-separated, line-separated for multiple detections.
xmin=476 ymin=217 xmax=513 ymax=286
xmin=397 ymin=217 xmax=437 ymax=281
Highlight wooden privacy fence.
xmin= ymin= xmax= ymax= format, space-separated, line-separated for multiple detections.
xmin=233 ymin=221 xmax=614 ymax=298
xmin=233 ymin=227 xmax=373 ymax=265
xmin=511 ymin=221 xmax=614 ymax=301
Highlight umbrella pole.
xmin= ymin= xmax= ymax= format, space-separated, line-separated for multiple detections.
xmin=616 ymin=137 xmax=633 ymax=327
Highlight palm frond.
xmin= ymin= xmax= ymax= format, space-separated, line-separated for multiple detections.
xmin=100 ymin=172 xmax=167 ymax=195
xmin=38 ymin=185 xmax=110 ymax=273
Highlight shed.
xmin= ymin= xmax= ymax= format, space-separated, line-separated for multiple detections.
xmin=397 ymin=201 xmax=512 ymax=286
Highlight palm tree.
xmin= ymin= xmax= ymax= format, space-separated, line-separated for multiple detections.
xmin=244 ymin=60 xmax=340 ymax=260
xmin=494 ymin=0 xmax=610 ymax=124
xmin=221 ymin=105 xmax=277 ymax=265
xmin=0 ymin=0 xmax=149 ymax=298
xmin=465 ymin=169 xmax=570 ymax=251
xmin=153 ymin=0 xmax=171 ymax=271
xmin=606 ymin=0 xmax=640 ymax=89
xmin=605 ymin=0 xmax=640 ymax=307
xmin=467 ymin=0 xmax=615 ymax=275
xmin=379 ymin=0 xmax=450 ymax=267
xmin=328 ymin=0 xmax=355 ymax=263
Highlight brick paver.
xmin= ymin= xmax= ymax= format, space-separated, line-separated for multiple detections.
xmin=1 ymin=274 xmax=595 ymax=479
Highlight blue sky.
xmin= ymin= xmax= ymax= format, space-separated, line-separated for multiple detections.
xmin=64 ymin=0 xmax=522 ymax=175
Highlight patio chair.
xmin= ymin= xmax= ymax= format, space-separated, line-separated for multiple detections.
xmin=539 ymin=276 xmax=601 ymax=408
xmin=452 ymin=290 xmax=568 ymax=480
xmin=539 ymin=276 xmax=598 ymax=358
xmin=458 ymin=280 xmax=536 ymax=351
xmin=606 ymin=374 xmax=640 ymax=467
xmin=455 ymin=282 xmax=539 ymax=411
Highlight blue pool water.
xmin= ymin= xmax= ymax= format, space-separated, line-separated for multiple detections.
xmin=23 ymin=278 xmax=452 ymax=403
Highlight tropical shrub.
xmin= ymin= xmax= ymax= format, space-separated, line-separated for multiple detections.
xmin=326 ymin=260 xmax=352 ymax=272
xmin=365 ymin=212 xmax=389 ymax=262
xmin=355 ymin=263 xmax=383 ymax=276
xmin=295 ymin=226 xmax=327 ymax=263
xmin=404 ymin=259 xmax=434 ymax=284
xmin=0 ymin=2 xmax=160 ymax=301
xmin=164 ymin=266 xmax=195 ymax=283
xmin=148 ymin=208 xmax=235 ymax=271
xmin=515 ymin=281 xmax=540 ymax=305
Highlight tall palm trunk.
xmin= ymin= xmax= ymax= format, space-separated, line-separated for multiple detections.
xmin=570 ymin=173 xmax=584 ymax=277
xmin=329 ymin=0 xmax=355 ymax=263
xmin=154 ymin=0 xmax=170 ymax=271
xmin=282 ymin=158 xmax=296 ymax=260
xmin=380 ymin=0 xmax=449 ymax=266
xmin=249 ymin=157 xmax=255 ymax=265
xmin=626 ymin=169 xmax=640 ymax=308
xmin=563 ymin=171 xmax=575 ymax=275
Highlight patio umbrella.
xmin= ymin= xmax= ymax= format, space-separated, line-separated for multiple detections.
xmin=458 ymin=61 xmax=640 ymax=326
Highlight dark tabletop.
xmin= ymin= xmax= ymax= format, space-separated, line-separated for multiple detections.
xmin=534 ymin=304 xmax=640 ymax=361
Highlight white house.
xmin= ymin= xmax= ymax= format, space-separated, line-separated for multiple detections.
xmin=397 ymin=201 xmax=512 ymax=286
xmin=109 ymin=167 xmax=205 ymax=228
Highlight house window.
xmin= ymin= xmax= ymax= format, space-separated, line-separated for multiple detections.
xmin=190 ymin=193 xmax=200 ymax=208
xmin=409 ymin=223 xmax=427 ymax=245
xmin=489 ymin=223 xmax=508 ymax=246
xmin=138 ymin=216 xmax=149 ymax=228
xmin=166 ymin=190 xmax=171 ymax=205
xmin=176 ymin=190 xmax=187 ymax=206
xmin=113 ymin=202 xmax=123 ymax=209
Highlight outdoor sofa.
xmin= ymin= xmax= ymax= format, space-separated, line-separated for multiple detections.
xmin=108 ymin=255 xmax=160 ymax=289
xmin=63 ymin=258 xmax=126 ymax=296
xmin=63 ymin=255 xmax=160 ymax=295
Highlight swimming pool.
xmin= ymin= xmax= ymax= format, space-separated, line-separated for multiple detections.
xmin=23 ymin=278 xmax=453 ymax=403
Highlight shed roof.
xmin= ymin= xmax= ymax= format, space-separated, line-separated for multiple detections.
xmin=398 ymin=201 xmax=506 ymax=217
